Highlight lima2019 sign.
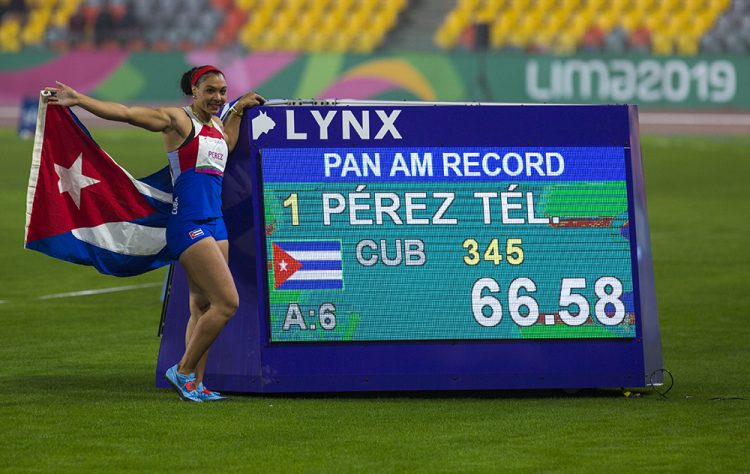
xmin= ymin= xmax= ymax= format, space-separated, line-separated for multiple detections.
xmin=525 ymin=58 xmax=736 ymax=104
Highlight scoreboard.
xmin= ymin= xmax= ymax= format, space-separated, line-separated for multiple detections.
xmin=156 ymin=102 xmax=663 ymax=393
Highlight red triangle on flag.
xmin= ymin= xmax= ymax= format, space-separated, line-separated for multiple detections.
xmin=272 ymin=243 xmax=302 ymax=289
xmin=26 ymin=104 xmax=156 ymax=242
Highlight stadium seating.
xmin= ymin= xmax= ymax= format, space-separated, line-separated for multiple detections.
xmin=1 ymin=0 xmax=81 ymax=51
xmin=237 ymin=0 xmax=407 ymax=53
xmin=434 ymin=0 xmax=739 ymax=55
xmin=0 ymin=0 xmax=229 ymax=51
xmin=0 ymin=0 xmax=405 ymax=52
xmin=0 ymin=13 xmax=23 ymax=51
xmin=1 ymin=0 xmax=749 ymax=54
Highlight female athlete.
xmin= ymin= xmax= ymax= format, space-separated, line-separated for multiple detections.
xmin=45 ymin=66 xmax=265 ymax=402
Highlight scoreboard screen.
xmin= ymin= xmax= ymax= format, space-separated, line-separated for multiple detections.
xmin=158 ymin=102 xmax=662 ymax=393
xmin=261 ymin=144 xmax=637 ymax=343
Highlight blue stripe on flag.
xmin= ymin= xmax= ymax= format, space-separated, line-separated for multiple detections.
xmin=26 ymin=232 xmax=172 ymax=277
xmin=300 ymin=260 xmax=342 ymax=271
xmin=278 ymin=279 xmax=343 ymax=290
xmin=68 ymin=107 xmax=94 ymax=140
xmin=278 ymin=241 xmax=341 ymax=252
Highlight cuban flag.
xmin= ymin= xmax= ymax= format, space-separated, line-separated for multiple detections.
xmin=24 ymin=93 xmax=173 ymax=277
xmin=272 ymin=241 xmax=343 ymax=290
xmin=218 ymin=97 xmax=241 ymax=122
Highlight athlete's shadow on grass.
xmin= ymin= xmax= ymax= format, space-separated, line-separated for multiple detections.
xmin=236 ymin=387 xmax=652 ymax=400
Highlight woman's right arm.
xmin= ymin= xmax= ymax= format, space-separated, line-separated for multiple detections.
xmin=46 ymin=81 xmax=180 ymax=133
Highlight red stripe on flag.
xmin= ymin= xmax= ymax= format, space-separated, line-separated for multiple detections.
xmin=26 ymin=104 xmax=156 ymax=242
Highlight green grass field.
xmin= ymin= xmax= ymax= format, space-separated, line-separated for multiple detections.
xmin=1 ymin=128 xmax=748 ymax=472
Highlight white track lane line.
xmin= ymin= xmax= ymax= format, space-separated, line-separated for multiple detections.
xmin=35 ymin=282 xmax=162 ymax=301
xmin=639 ymin=112 xmax=750 ymax=126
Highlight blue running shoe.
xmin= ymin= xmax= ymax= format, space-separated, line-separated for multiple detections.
xmin=197 ymin=382 xmax=228 ymax=402
xmin=164 ymin=364 xmax=202 ymax=402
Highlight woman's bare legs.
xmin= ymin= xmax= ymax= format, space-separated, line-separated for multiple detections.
xmin=183 ymin=240 xmax=229 ymax=384
xmin=177 ymin=237 xmax=238 ymax=376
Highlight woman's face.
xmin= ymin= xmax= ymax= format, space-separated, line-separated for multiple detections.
xmin=192 ymin=73 xmax=227 ymax=116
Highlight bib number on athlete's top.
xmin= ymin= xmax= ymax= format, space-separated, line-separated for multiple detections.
xmin=196 ymin=135 xmax=228 ymax=175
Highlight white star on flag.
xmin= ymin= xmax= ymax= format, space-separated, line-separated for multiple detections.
xmin=54 ymin=153 xmax=100 ymax=209
xmin=279 ymin=260 xmax=288 ymax=272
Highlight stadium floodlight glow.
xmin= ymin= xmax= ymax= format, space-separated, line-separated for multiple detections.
xmin=157 ymin=100 xmax=663 ymax=393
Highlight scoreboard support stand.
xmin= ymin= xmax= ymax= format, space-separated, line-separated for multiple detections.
xmin=156 ymin=101 xmax=663 ymax=393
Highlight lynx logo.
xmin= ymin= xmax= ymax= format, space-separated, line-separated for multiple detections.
xmin=286 ymin=110 xmax=402 ymax=141
xmin=252 ymin=111 xmax=276 ymax=139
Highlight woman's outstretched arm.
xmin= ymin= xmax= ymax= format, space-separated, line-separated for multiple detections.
xmin=45 ymin=81 xmax=182 ymax=133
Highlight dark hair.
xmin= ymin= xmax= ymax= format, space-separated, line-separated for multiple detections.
xmin=179 ymin=66 xmax=223 ymax=96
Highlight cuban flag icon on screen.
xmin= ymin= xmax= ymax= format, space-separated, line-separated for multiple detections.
xmin=272 ymin=241 xmax=343 ymax=290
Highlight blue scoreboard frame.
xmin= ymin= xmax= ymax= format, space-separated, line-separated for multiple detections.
xmin=156 ymin=101 xmax=663 ymax=393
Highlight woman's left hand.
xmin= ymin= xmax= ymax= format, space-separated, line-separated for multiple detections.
xmin=236 ymin=91 xmax=266 ymax=112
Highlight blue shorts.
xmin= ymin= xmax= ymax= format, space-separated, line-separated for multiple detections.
xmin=166 ymin=216 xmax=228 ymax=259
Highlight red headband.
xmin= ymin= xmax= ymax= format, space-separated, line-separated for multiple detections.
xmin=191 ymin=65 xmax=222 ymax=87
